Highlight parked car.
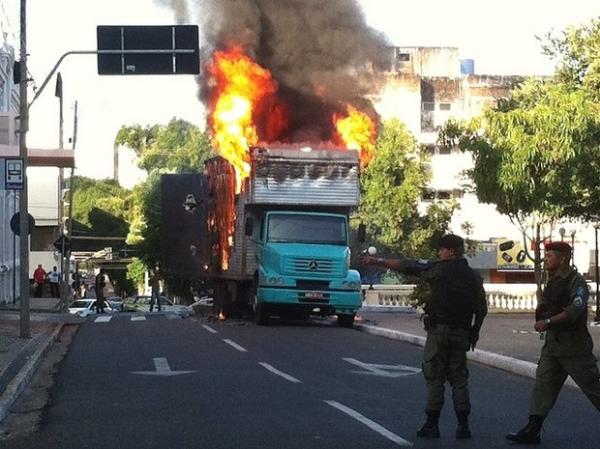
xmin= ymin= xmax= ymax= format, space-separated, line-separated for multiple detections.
xmin=68 ymin=299 xmax=114 ymax=317
xmin=125 ymin=295 xmax=192 ymax=317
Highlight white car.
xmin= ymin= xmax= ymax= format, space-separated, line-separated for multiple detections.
xmin=68 ymin=299 xmax=114 ymax=317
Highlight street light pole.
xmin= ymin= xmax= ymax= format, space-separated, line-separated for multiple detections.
xmin=18 ymin=0 xmax=30 ymax=338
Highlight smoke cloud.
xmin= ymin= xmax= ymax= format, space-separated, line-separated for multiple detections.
xmin=157 ymin=0 xmax=390 ymax=140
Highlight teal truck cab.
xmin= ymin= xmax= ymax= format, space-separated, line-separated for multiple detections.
xmin=160 ymin=145 xmax=363 ymax=326
xmin=251 ymin=210 xmax=362 ymax=326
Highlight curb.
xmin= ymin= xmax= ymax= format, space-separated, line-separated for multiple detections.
xmin=0 ymin=323 xmax=64 ymax=423
xmin=356 ymin=324 xmax=580 ymax=389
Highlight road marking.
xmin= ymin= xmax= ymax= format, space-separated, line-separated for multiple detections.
xmin=223 ymin=339 xmax=247 ymax=352
xmin=94 ymin=315 xmax=112 ymax=323
xmin=325 ymin=400 xmax=412 ymax=446
xmin=131 ymin=315 xmax=147 ymax=321
xmin=343 ymin=358 xmax=421 ymax=378
xmin=131 ymin=357 xmax=196 ymax=377
xmin=258 ymin=362 xmax=302 ymax=383
xmin=202 ymin=324 xmax=218 ymax=334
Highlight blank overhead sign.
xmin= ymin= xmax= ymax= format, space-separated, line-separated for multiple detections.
xmin=97 ymin=25 xmax=200 ymax=75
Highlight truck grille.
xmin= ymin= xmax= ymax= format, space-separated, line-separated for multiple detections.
xmin=284 ymin=257 xmax=342 ymax=276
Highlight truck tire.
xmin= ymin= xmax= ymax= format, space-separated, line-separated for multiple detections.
xmin=337 ymin=313 xmax=355 ymax=328
xmin=255 ymin=303 xmax=270 ymax=325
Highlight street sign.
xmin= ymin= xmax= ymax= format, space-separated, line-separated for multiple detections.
xmin=1 ymin=158 xmax=25 ymax=190
xmin=10 ymin=212 xmax=35 ymax=236
xmin=53 ymin=236 xmax=71 ymax=255
xmin=97 ymin=25 xmax=199 ymax=75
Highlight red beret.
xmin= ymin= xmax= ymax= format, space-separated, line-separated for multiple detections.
xmin=544 ymin=241 xmax=572 ymax=254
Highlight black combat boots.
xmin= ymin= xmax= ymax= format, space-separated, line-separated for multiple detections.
xmin=416 ymin=410 xmax=440 ymax=438
xmin=456 ymin=411 xmax=472 ymax=439
xmin=505 ymin=415 xmax=544 ymax=444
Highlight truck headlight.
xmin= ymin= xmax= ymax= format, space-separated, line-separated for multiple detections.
xmin=267 ymin=276 xmax=284 ymax=285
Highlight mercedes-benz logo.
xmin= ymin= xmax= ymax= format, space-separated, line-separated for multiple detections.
xmin=308 ymin=260 xmax=319 ymax=270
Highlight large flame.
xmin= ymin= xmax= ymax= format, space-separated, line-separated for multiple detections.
xmin=207 ymin=47 xmax=286 ymax=191
xmin=334 ymin=104 xmax=377 ymax=166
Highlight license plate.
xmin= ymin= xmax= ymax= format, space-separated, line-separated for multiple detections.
xmin=305 ymin=292 xmax=323 ymax=299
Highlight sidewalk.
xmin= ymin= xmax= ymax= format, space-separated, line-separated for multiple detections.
xmin=0 ymin=299 xmax=80 ymax=423
xmin=357 ymin=308 xmax=600 ymax=385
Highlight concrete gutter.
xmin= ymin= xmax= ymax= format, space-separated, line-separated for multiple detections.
xmin=357 ymin=323 xmax=579 ymax=389
xmin=0 ymin=324 xmax=64 ymax=423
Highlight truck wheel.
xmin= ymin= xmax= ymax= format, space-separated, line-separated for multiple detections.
xmin=337 ymin=313 xmax=355 ymax=328
xmin=255 ymin=303 xmax=270 ymax=326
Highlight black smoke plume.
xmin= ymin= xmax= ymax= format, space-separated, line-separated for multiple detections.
xmin=156 ymin=0 xmax=389 ymax=141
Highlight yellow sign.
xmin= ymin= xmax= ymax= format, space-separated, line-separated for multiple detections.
xmin=496 ymin=239 xmax=534 ymax=272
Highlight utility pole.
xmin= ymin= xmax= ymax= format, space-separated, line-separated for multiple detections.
xmin=18 ymin=0 xmax=30 ymax=338
xmin=56 ymin=72 xmax=67 ymax=310
xmin=64 ymin=101 xmax=77 ymax=307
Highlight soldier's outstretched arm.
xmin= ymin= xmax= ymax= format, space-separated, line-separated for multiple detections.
xmin=362 ymin=255 xmax=434 ymax=278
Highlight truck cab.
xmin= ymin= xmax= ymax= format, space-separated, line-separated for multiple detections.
xmin=252 ymin=210 xmax=362 ymax=326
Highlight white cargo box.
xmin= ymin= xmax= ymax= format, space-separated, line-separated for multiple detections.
xmin=246 ymin=146 xmax=360 ymax=207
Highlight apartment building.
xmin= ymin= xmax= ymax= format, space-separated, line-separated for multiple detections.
xmin=372 ymin=47 xmax=595 ymax=282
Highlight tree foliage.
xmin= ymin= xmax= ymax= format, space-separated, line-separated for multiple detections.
xmin=359 ymin=119 xmax=455 ymax=259
xmin=115 ymin=118 xmax=213 ymax=173
xmin=441 ymin=17 xmax=600 ymax=297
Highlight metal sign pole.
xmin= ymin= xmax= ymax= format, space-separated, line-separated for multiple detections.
xmin=19 ymin=0 xmax=30 ymax=338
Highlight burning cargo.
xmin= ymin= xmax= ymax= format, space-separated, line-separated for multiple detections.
xmin=161 ymin=145 xmax=363 ymax=326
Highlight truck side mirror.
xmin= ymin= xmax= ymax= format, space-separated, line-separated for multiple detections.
xmin=245 ymin=218 xmax=254 ymax=236
xmin=358 ymin=224 xmax=366 ymax=243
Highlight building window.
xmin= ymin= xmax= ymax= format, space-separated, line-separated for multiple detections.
xmin=437 ymin=145 xmax=452 ymax=155
xmin=439 ymin=102 xmax=452 ymax=111
xmin=421 ymin=102 xmax=435 ymax=132
xmin=424 ymin=144 xmax=436 ymax=155
xmin=395 ymin=49 xmax=410 ymax=62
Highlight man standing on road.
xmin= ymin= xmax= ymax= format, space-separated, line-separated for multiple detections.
xmin=506 ymin=241 xmax=600 ymax=444
xmin=363 ymin=234 xmax=487 ymax=439
xmin=33 ymin=264 xmax=47 ymax=298
xmin=94 ymin=269 xmax=106 ymax=313
xmin=48 ymin=266 xmax=60 ymax=298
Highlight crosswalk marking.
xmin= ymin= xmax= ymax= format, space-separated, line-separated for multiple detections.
xmin=94 ymin=315 xmax=112 ymax=323
xmin=131 ymin=315 xmax=147 ymax=321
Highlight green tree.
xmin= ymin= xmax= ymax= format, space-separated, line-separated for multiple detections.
xmin=115 ymin=118 xmax=213 ymax=173
xmin=358 ymin=119 xmax=455 ymax=300
xmin=441 ymin=20 xmax=600 ymax=297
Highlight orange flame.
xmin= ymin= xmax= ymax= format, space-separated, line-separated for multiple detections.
xmin=334 ymin=105 xmax=377 ymax=166
xmin=207 ymin=47 xmax=285 ymax=191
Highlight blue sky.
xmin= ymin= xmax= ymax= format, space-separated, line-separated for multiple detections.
xmin=3 ymin=0 xmax=600 ymax=182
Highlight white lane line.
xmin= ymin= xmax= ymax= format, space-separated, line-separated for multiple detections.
xmin=258 ymin=362 xmax=302 ymax=384
xmin=325 ymin=400 xmax=412 ymax=447
xmin=131 ymin=315 xmax=147 ymax=321
xmin=222 ymin=339 xmax=247 ymax=352
xmin=202 ymin=324 xmax=218 ymax=334
xmin=94 ymin=315 xmax=112 ymax=323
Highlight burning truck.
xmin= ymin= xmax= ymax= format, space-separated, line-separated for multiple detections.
xmin=160 ymin=42 xmax=379 ymax=325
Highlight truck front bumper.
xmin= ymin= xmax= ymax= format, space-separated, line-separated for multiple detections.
xmin=257 ymin=287 xmax=361 ymax=315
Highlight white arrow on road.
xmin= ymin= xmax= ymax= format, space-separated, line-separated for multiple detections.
xmin=343 ymin=358 xmax=421 ymax=378
xmin=131 ymin=357 xmax=197 ymax=377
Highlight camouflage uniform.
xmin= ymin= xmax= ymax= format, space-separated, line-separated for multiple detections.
xmin=401 ymin=258 xmax=487 ymax=414
xmin=530 ymin=268 xmax=600 ymax=415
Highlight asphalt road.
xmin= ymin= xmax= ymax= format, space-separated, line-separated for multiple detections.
xmin=4 ymin=313 xmax=599 ymax=449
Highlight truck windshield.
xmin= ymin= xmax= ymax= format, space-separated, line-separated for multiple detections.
xmin=267 ymin=214 xmax=347 ymax=245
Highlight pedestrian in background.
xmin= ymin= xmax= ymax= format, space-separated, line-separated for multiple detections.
xmin=33 ymin=264 xmax=47 ymax=298
xmin=94 ymin=269 xmax=106 ymax=313
xmin=48 ymin=265 xmax=60 ymax=298
xmin=363 ymin=234 xmax=487 ymax=439
xmin=506 ymin=241 xmax=600 ymax=444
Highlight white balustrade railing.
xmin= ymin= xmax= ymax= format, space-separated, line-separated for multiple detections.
xmin=362 ymin=283 xmax=598 ymax=313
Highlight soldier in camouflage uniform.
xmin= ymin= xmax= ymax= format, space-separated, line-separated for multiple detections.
xmin=506 ymin=241 xmax=600 ymax=444
xmin=363 ymin=234 xmax=487 ymax=439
